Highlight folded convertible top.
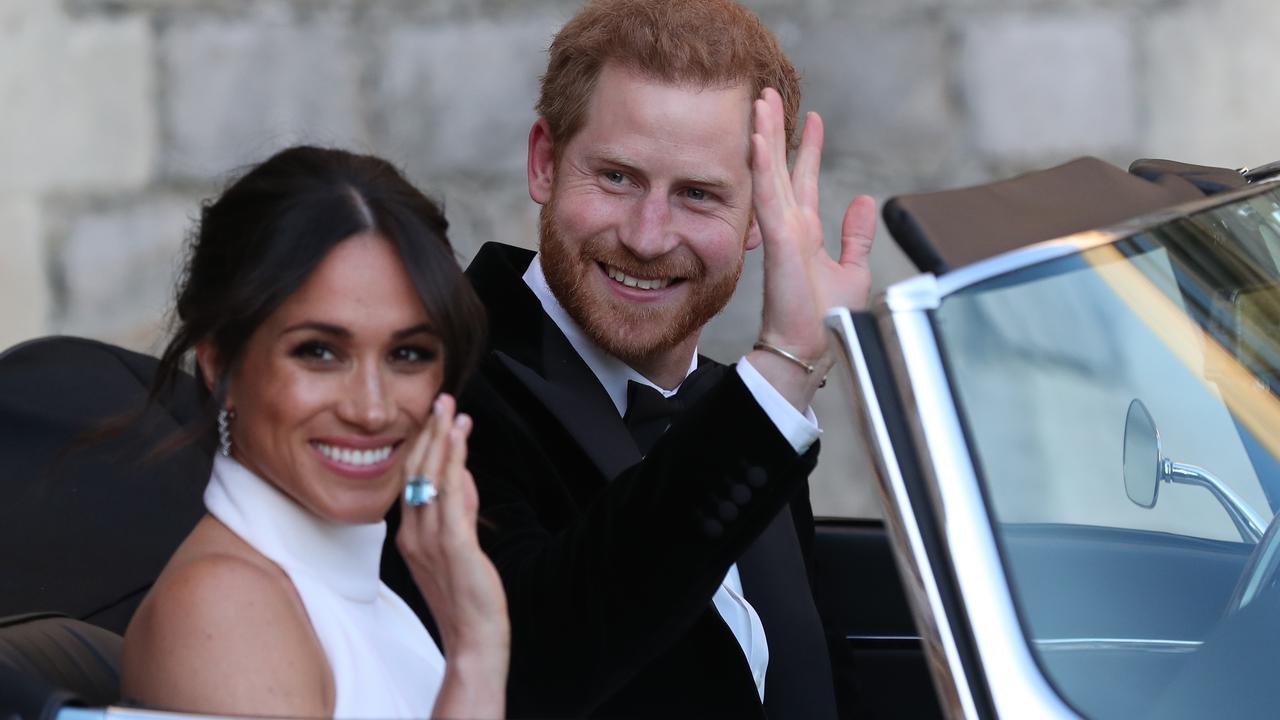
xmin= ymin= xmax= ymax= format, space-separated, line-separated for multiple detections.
xmin=882 ymin=157 xmax=1249 ymax=274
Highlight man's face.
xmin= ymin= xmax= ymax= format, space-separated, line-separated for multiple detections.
xmin=535 ymin=63 xmax=758 ymax=368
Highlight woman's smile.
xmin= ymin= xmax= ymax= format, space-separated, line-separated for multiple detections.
xmin=310 ymin=438 xmax=405 ymax=479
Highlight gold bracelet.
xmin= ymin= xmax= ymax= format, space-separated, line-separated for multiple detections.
xmin=752 ymin=341 xmax=816 ymax=374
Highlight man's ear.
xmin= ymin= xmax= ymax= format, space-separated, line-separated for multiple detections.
xmin=528 ymin=117 xmax=556 ymax=205
xmin=194 ymin=341 xmax=225 ymax=399
xmin=746 ymin=214 xmax=763 ymax=251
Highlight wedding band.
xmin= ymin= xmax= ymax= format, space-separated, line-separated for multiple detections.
xmin=405 ymin=474 xmax=439 ymax=506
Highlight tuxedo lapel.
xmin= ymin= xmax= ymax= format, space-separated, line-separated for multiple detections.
xmin=468 ymin=243 xmax=640 ymax=481
xmin=494 ymin=346 xmax=640 ymax=481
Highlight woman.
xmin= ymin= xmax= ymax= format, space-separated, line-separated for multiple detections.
xmin=121 ymin=146 xmax=508 ymax=718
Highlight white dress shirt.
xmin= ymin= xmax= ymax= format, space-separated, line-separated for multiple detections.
xmin=523 ymin=256 xmax=820 ymax=701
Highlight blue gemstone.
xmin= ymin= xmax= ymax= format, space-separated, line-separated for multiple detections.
xmin=404 ymin=477 xmax=438 ymax=506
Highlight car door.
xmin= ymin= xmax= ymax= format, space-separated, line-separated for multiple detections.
xmin=827 ymin=182 xmax=1280 ymax=719
xmin=807 ymin=371 xmax=943 ymax=719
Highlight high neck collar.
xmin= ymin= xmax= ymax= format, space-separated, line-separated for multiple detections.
xmin=522 ymin=253 xmax=699 ymax=415
xmin=204 ymin=455 xmax=386 ymax=603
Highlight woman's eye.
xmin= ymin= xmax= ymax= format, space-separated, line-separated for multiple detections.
xmin=391 ymin=345 xmax=439 ymax=365
xmin=291 ymin=342 xmax=337 ymax=362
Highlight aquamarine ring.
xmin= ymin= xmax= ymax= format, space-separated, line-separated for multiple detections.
xmin=405 ymin=474 xmax=438 ymax=507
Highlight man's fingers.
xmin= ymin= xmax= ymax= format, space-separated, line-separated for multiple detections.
xmin=839 ymin=195 xmax=877 ymax=268
xmin=766 ymin=90 xmax=788 ymax=171
xmin=791 ymin=112 xmax=823 ymax=212
xmin=756 ymin=89 xmax=788 ymax=181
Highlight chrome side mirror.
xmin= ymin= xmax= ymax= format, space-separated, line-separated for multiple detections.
xmin=1123 ymin=399 xmax=1161 ymax=508
xmin=1123 ymin=398 xmax=1265 ymax=543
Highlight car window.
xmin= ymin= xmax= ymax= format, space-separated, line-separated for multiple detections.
xmin=930 ymin=187 xmax=1280 ymax=719
xmin=936 ymin=245 xmax=1270 ymax=541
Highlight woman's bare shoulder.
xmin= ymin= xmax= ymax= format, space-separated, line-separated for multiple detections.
xmin=122 ymin=517 xmax=332 ymax=716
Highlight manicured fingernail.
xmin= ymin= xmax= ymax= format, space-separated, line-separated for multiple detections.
xmin=456 ymin=414 xmax=472 ymax=431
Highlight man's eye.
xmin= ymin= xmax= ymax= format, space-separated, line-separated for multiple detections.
xmin=291 ymin=342 xmax=336 ymax=362
xmin=684 ymin=188 xmax=708 ymax=201
xmin=391 ymin=345 xmax=439 ymax=364
xmin=604 ymin=170 xmax=626 ymax=184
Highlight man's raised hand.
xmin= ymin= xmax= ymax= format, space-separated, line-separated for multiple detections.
xmin=748 ymin=87 xmax=876 ymax=409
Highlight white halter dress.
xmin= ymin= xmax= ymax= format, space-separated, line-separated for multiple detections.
xmin=204 ymin=455 xmax=445 ymax=719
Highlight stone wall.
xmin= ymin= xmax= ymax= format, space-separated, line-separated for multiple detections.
xmin=4 ymin=0 xmax=1278 ymax=516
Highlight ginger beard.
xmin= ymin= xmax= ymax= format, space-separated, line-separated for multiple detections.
xmin=538 ymin=191 xmax=746 ymax=367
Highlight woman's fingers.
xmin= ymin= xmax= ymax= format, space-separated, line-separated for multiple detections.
xmin=402 ymin=394 xmax=449 ymax=491
xmin=444 ymin=414 xmax=472 ymax=497
xmin=399 ymin=394 xmax=455 ymax=549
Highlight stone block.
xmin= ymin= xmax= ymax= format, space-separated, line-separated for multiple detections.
xmin=1142 ymin=0 xmax=1280 ymax=167
xmin=55 ymin=195 xmax=193 ymax=351
xmin=780 ymin=19 xmax=959 ymax=178
xmin=161 ymin=9 xmax=368 ymax=181
xmin=429 ymin=176 xmax=542 ymax=265
xmin=373 ymin=15 xmax=562 ymax=182
xmin=0 ymin=197 xmax=50 ymax=350
xmin=0 ymin=4 xmax=154 ymax=192
xmin=962 ymin=13 xmax=1138 ymax=162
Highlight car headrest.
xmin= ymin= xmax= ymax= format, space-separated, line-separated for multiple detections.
xmin=882 ymin=156 xmax=1244 ymax=274
xmin=0 ymin=337 xmax=211 ymax=634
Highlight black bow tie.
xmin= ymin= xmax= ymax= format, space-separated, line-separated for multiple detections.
xmin=622 ymin=363 xmax=723 ymax=456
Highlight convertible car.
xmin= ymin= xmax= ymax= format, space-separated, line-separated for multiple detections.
xmin=3 ymin=157 xmax=1279 ymax=719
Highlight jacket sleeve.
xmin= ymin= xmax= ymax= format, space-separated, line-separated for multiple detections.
xmin=460 ymin=367 xmax=819 ymax=716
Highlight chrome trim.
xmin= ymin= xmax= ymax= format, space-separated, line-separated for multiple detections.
xmin=1241 ymin=159 xmax=1280 ymax=182
xmin=58 ymin=709 xmax=238 ymax=720
xmin=881 ymin=306 xmax=1079 ymax=719
xmin=1033 ymin=638 xmax=1201 ymax=653
xmin=884 ymin=273 xmax=941 ymax=313
xmin=56 ymin=710 xmax=105 ymax=720
xmin=932 ymin=235 xmax=1111 ymax=299
xmin=845 ymin=634 xmax=924 ymax=643
xmin=1165 ymin=460 xmax=1266 ymax=543
xmin=826 ymin=307 xmax=979 ymax=720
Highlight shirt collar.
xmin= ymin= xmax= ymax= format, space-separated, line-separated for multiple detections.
xmin=523 ymin=254 xmax=698 ymax=416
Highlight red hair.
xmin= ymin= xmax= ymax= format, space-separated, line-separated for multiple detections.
xmin=536 ymin=0 xmax=802 ymax=156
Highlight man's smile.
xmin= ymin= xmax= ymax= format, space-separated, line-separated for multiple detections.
xmin=603 ymin=263 xmax=676 ymax=290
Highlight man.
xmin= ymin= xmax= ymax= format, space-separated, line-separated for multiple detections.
xmin=385 ymin=1 xmax=876 ymax=717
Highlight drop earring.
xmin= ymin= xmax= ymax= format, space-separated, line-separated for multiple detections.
xmin=218 ymin=408 xmax=235 ymax=457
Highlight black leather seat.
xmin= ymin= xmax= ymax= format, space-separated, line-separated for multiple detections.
xmin=0 ymin=336 xmax=210 ymax=633
xmin=0 ymin=337 xmax=211 ymax=717
xmin=0 ymin=613 xmax=122 ymax=719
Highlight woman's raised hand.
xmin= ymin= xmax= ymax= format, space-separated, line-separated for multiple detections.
xmin=397 ymin=393 xmax=509 ymax=719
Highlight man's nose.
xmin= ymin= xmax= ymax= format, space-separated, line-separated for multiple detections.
xmin=339 ymin=363 xmax=392 ymax=430
xmin=620 ymin=192 xmax=678 ymax=260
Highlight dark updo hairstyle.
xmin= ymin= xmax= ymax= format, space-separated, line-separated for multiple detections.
xmin=151 ymin=145 xmax=486 ymax=430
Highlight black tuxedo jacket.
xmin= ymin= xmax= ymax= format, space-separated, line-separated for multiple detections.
xmin=384 ymin=243 xmax=837 ymax=719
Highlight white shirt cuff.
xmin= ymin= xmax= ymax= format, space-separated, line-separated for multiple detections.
xmin=735 ymin=357 xmax=820 ymax=454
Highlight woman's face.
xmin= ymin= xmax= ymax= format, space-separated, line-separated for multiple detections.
xmin=219 ymin=232 xmax=443 ymax=524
